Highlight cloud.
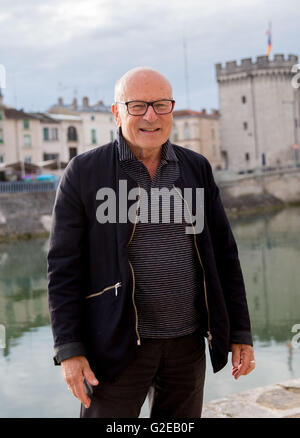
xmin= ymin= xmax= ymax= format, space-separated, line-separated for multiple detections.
xmin=0 ymin=0 xmax=299 ymax=112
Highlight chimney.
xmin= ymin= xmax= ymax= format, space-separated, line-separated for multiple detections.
xmin=97 ymin=100 xmax=104 ymax=106
xmin=82 ymin=96 xmax=89 ymax=108
xmin=201 ymin=108 xmax=206 ymax=115
xmin=72 ymin=97 xmax=78 ymax=110
xmin=58 ymin=97 xmax=63 ymax=105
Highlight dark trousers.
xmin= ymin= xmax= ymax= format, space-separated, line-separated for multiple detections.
xmin=80 ymin=329 xmax=206 ymax=418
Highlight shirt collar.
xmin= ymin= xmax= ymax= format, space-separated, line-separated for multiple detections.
xmin=116 ymin=127 xmax=178 ymax=163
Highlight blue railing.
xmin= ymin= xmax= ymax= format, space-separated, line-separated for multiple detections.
xmin=0 ymin=180 xmax=59 ymax=193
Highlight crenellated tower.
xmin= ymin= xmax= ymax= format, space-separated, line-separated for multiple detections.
xmin=215 ymin=54 xmax=300 ymax=170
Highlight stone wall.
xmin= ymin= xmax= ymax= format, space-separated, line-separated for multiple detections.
xmin=0 ymin=168 xmax=300 ymax=241
xmin=216 ymin=167 xmax=300 ymax=217
xmin=0 ymin=191 xmax=56 ymax=241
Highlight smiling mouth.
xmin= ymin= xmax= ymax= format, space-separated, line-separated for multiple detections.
xmin=140 ymin=128 xmax=160 ymax=132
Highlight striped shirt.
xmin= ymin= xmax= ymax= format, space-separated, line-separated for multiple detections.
xmin=116 ymin=129 xmax=203 ymax=338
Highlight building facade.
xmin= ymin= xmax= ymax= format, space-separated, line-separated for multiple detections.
xmin=216 ymin=54 xmax=300 ymax=171
xmin=172 ymin=109 xmax=222 ymax=170
xmin=0 ymin=103 xmax=41 ymax=165
xmin=0 ymin=94 xmax=117 ymax=168
xmin=47 ymin=96 xmax=116 ymax=155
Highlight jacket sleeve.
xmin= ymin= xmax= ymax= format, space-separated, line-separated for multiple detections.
xmin=47 ymin=157 xmax=87 ymax=365
xmin=205 ymin=159 xmax=253 ymax=347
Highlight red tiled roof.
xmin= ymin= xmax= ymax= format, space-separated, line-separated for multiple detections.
xmin=173 ymin=109 xmax=202 ymax=117
xmin=4 ymin=108 xmax=36 ymax=120
xmin=173 ymin=109 xmax=220 ymax=119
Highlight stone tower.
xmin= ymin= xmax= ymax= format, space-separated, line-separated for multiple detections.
xmin=216 ymin=54 xmax=300 ymax=171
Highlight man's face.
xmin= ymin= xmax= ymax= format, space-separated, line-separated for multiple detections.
xmin=112 ymin=72 xmax=175 ymax=149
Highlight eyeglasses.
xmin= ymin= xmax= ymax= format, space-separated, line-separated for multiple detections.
xmin=116 ymin=99 xmax=175 ymax=116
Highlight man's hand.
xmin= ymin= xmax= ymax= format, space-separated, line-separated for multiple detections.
xmin=231 ymin=344 xmax=255 ymax=380
xmin=61 ymin=355 xmax=99 ymax=408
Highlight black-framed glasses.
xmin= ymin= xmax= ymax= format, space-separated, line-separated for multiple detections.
xmin=116 ymin=99 xmax=175 ymax=116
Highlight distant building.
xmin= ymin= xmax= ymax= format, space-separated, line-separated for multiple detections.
xmin=0 ymin=100 xmax=41 ymax=165
xmin=172 ymin=109 xmax=222 ymax=170
xmin=47 ymin=96 xmax=116 ymax=155
xmin=216 ymin=54 xmax=300 ymax=170
xmin=27 ymin=112 xmax=62 ymax=163
xmin=41 ymin=111 xmax=83 ymax=162
xmin=0 ymin=93 xmax=117 ymax=169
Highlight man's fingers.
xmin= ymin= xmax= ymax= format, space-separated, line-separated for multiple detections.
xmin=61 ymin=356 xmax=96 ymax=408
xmin=66 ymin=376 xmax=91 ymax=408
xmin=83 ymin=365 xmax=99 ymax=387
xmin=233 ymin=358 xmax=255 ymax=379
xmin=75 ymin=378 xmax=91 ymax=408
xmin=231 ymin=348 xmax=241 ymax=368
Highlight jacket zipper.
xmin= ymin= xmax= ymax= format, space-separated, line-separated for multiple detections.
xmin=85 ymin=281 xmax=122 ymax=300
xmin=173 ymin=185 xmax=213 ymax=350
xmin=127 ymin=184 xmax=141 ymax=346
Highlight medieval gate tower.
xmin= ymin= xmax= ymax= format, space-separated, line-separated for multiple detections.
xmin=216 ymin=54 xmax=300 ymax=171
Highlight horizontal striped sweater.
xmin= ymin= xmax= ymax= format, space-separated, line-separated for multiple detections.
xmin=117 ymin=131 xmax=204 ymax=339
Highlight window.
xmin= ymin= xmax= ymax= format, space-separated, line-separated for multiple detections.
xmin=51 ymin=127 xmax=58 ymax=140
xmin=23 ymin=118 xmax=30 ymax=129
xmin=242 ymin=96 xmax=247 ymax=104
xmin=0 ymin=128 xmax=3 ymax=143
xmin=184 ymin=122 xmax=190 ymax=140
xmin=69 ymin=147 xmax=77 ymax=160
xmin=91 ymin=115 xmax=95 ymax=121
xmin=245 ymin=152 xmax=250 ymax=161
xmin=67 ymin=126 xmax=78 ymax=141
xmin=43 ymin=127 xmax=49 ymax=141
xmin=43 ymin=153 xmax=59 ymax=161
xmin=91 ymin=129 xmax=97 ymax=144
xmin=44 ymin=127 xmax=59 ymax=141
xmin=23 ymin=134 xmax=31 ymax=148
xmin=243 ymin=122 xmax=248 ymax=130
xmin=24 ymin=156 xmax=32 ymax=163
xmin=172 ymin=124 xmax=178 ymax=142
xmin=0 ymin=155 xmax=4 ymax=163
xmin=212 ymin=144 xmax=216 ymax=156
xmin=211 ymin=129 xmax=215 ymax=139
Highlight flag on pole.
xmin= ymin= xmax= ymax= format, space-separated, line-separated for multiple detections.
xmin=266 ymin=22 xmax=272 ymax=56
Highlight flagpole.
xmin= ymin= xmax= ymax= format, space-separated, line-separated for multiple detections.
xmin=266 ymin=21 xmax=272 ymax=57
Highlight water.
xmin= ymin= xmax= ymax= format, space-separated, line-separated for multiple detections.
xmin=0 ymin=206 xmax=300 ymax=417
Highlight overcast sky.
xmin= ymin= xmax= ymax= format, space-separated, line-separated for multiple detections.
xmin=0 ymin=0 xmax=299 ymax=114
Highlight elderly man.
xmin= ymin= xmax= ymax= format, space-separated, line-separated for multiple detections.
xmin=47 ymin=67 xmax=255 ymax=418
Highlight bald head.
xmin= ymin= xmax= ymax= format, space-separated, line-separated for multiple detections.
xmin=114 ymin=67 xmax=173 ymax=102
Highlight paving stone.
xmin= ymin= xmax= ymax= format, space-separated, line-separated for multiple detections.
xmin=256 ymin=387 xmax=300 ymax=410
xmin=203 ymin=398 xmax=278 ymax=418
xmin=283 ymin=413 xmax=300 ymax=418
xmin=202 ymin=378 xmax=300 ymax=418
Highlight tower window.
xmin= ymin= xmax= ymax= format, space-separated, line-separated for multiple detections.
xmin=243 ymin=122 xmax=248 ymax=130
xmin=242 ymin=96 xmax=247 ymax=104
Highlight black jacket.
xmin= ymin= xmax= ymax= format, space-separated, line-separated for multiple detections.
xmin=47 ymin=140 xmax=253 ymax=381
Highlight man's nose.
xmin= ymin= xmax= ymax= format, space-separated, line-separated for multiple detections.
xmin=142 ymin=104 xmax=158 ymax=122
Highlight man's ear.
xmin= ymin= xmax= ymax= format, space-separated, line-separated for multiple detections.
xmin=112 ymin=103 xmax=121 ymax=127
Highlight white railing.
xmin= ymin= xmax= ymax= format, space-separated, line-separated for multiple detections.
xmin=0 ymin=180 xmax=59 ymax=193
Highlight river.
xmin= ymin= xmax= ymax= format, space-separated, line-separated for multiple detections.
xmin=0 ymin=206 xmax=300 ymax=417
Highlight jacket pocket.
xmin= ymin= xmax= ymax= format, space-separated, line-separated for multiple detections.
xmin=85 ymin=282 xmax=122 ymax=300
